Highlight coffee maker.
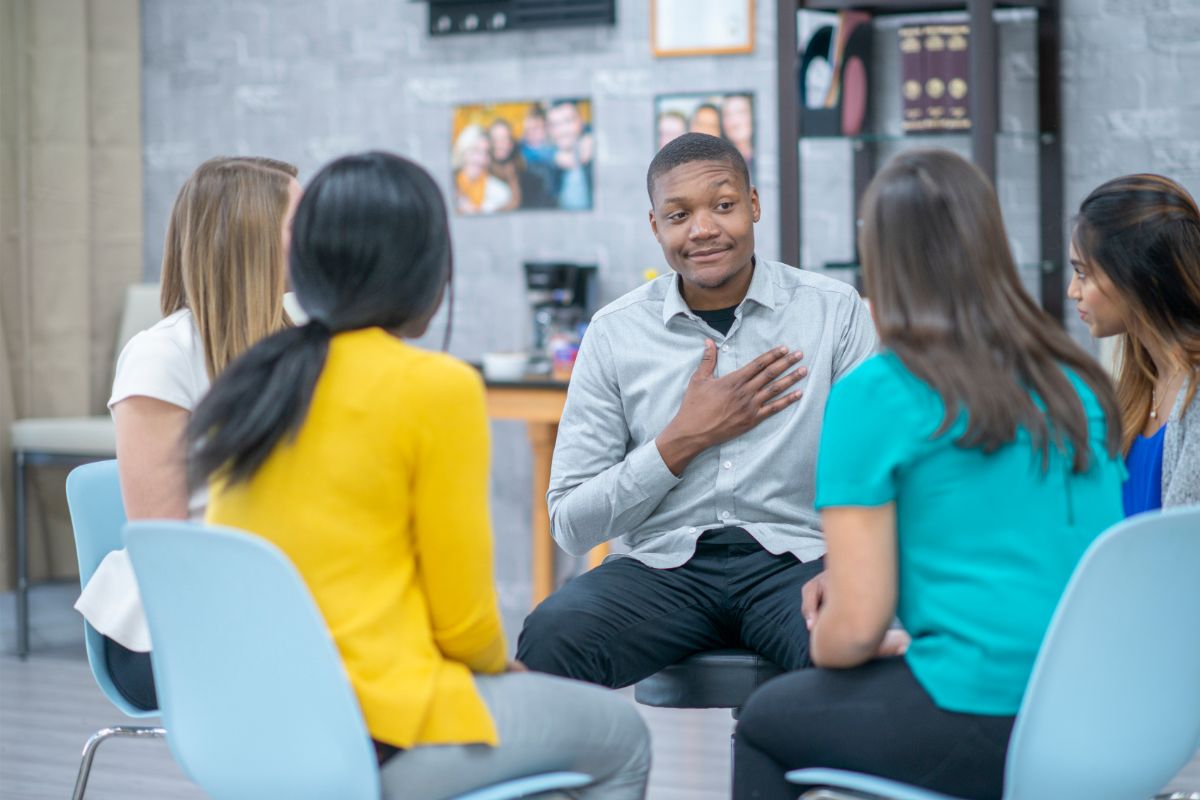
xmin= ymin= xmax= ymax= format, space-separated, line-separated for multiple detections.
xmin=525 ymin=261 xmax=597 ymax=375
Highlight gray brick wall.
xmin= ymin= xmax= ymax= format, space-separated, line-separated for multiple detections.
xmin=1061 ymin=0 xmax=1200 ymax=342
xmin=141 ymin=0 xmax=1200 ymax=633
xmin=140 ymin=0 xmax=780 ymax=634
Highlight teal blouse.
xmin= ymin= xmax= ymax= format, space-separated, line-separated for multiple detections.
xmin=815 ymin=352 xmax=1124 ymax=715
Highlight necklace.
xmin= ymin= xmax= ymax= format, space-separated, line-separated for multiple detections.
xmin=1150 ymin=370 xmax=1188 ymax=420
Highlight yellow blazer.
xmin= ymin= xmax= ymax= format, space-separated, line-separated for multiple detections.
xmin=208 ymin=328 xmax=506 ymax=748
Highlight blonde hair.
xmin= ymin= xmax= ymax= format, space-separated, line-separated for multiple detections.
xmin=451 ymin=125 xmax=488 ymax=172
xmin=159 ymin=156 xmax=298 ymax=378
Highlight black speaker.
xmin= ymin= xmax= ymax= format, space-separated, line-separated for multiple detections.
xmin=426 ymin=0 xmax=616 ymax=36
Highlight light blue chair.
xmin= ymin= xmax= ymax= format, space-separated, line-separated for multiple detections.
xmin=65 ymin=460 xmax=166 ymax=800
xmin=788 ymin=506 xmax=1200 ymax=800
xmin=124 ymin=521 xmax=591 ymax=800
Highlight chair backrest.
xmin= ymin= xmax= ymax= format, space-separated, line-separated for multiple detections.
xmin=115 ymin=283 xmax=163 ymax=357
xmin=65 ymin=460 xmax=155 ymax=718
xmin=1005 ymin=506 xmax=1200 ymax=800
xmin=124 ymin=521 xmax=380 ymax=800
xmin=109 ymin=283 xmax=163 ymax=387
xmin=67 ymin=460 xmax=127 ymax=586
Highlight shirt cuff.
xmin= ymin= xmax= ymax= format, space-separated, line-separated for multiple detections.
xmin=630 ymin=439 xmax=685 ymax=498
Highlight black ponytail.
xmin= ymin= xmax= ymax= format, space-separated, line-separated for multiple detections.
xmin=188 ymin=151 xmax=453 ymax=488
xmin=188 ymin=323 xmax=330 ymax=487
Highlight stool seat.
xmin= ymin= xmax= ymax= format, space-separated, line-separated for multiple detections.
xmin=634 ymin=649 xmax=784 ymax=710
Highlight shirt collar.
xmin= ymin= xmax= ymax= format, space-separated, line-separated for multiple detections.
xmin=660 ymin=255 xmax=777 ymax=327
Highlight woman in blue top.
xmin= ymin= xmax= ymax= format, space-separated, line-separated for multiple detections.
xmin=732 ymin=150 xmax=1125 ymax=800
xmin=1068 ymin=173 xmax=1200 ymax=514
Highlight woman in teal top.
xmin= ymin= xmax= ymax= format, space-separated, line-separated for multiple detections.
xmin=733 ymin=150 xmax=1125 ymax=800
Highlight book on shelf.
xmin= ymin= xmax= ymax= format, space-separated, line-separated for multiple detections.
xmin=899 ymin=20 xmax=970 ymax=134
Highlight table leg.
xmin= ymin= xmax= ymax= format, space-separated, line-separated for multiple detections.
xmin=527 ymin=423 xmax=557 ymax=606
xmin=587 ymin=542 xmax=609 ymax=569
xmin=527 ymin=421 xmax=612 ymax=605
xmin=14 ymin=451 xmax=28 ymax=659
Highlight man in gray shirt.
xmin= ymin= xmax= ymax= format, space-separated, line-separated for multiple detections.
xmin=516 ymin=133 xmax=877 ymax=686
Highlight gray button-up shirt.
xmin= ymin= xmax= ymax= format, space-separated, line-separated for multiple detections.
xmin=548 ymin=258 xmax=878 ymax=567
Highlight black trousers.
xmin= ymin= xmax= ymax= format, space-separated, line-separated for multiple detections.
xmin=734 ymin=656 xmax=1015 ymax=800
xmin=102 ymin=635 xmax=158 ymax=711
xmin=516 ymin=528 xmax=823 ymax=688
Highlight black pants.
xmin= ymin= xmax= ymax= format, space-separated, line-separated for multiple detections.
xmin=102 ymin=635 xmax=158 ymax=711
xmin=516 ymin=528 xmax=823 ymax=688
xmin=734 ymin=657 xmax=1015 ymax=800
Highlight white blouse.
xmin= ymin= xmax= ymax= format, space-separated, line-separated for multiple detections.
xmin=74 ymin=309 xmax=209 ymax=651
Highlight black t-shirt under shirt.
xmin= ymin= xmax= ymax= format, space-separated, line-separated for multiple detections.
xmin=693 ymin=304 xmax=738 ymax=336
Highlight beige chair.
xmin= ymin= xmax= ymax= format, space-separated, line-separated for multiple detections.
xmin=10 ymin=283 xmax=161 ymax=658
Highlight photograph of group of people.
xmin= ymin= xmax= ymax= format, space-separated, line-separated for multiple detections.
xmin=655 ymin=92 xmax=756 ymax=180
xmin=451 ymin=98 xmax=594 ymax=214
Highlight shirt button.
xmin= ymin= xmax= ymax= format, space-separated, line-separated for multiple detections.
xmin=723 ymin=460 xmax=732 ymax=469
xmin=721 ymin=344 xmax=730 ymax=352
xmin=720 ymin=511 xmax=731 ymax=520
xmin=689 ymin=527 xmax=697 ymax=534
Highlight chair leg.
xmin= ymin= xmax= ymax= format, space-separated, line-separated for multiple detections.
xmin=13 ymin=450 xmax=28 ymax=659
xmin=730 ymin=708 xmax=739 ymax=799
xmin=71 ymin=725 xmax=167 ymax=800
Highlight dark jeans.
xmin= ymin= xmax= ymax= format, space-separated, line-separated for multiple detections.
xmin=102 ymin=635 xmax=158 ymax=711
xmin=734 ymin=656 xmax=1015 ymax=800
xmin=516 ymin=528 xmax=823 ymax=688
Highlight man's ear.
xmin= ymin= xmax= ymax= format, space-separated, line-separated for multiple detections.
xmin=750 ymin=186 xmax=761 ymax=223
xmin=649 ymin=208 xmax=660 ymax=240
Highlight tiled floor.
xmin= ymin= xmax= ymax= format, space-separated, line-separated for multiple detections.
xmin=1 ymin=583 xmax=1197 ymax=799
xmin=0 ymin=583 xmax=730 ymax=800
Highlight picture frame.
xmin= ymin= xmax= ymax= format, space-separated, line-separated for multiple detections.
xmin=651 ymin=0 xmax=755 ymax=58
xmin=655 ymin=92 xmax=756 ymax=181
xmin=451 ymin=98 xmax=595 ymax=215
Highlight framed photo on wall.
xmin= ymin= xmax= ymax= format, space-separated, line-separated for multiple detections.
xmin=655 ymin=92 xmax=756 ymax=181
xmin=652 ymin=0 xmax=754 ymax=57
xmin=451 ymin=98 xmax=594 ymax=215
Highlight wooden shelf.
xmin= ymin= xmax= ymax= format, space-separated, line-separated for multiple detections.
xmin=776 ymin=0 xmax=1065 ymax=321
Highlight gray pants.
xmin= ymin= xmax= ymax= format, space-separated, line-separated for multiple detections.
xmin=380 ymin=672 xmax=651 ymax=800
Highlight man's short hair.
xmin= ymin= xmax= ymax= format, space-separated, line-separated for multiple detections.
xmin=647 ymin=132 xmax=751 ymax=202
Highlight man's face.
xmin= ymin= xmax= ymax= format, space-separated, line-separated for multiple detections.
xmin=547 ymin=103 xmax=583 ymax=151
xmin=649 ymin=160 xmax=759 ymax=301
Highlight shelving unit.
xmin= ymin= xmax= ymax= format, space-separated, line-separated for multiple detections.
xmin=776 ymin=0 xmax=1064 ymax=321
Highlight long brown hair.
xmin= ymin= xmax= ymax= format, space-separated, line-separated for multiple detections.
xmin=1074 ymin=174 xmax=1200 ymax=452
xmin=860 ymin=149 xmax=1120 ymax=471
xmin=159 ymin=156 xmax=299 ymax=378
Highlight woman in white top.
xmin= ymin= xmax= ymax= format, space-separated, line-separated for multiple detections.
xmin=76 ymin=156 xmax=302 ymax=709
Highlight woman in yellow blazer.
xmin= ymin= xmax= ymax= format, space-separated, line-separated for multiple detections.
xmin=188 ymin=152 xmax=650 ymax=799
